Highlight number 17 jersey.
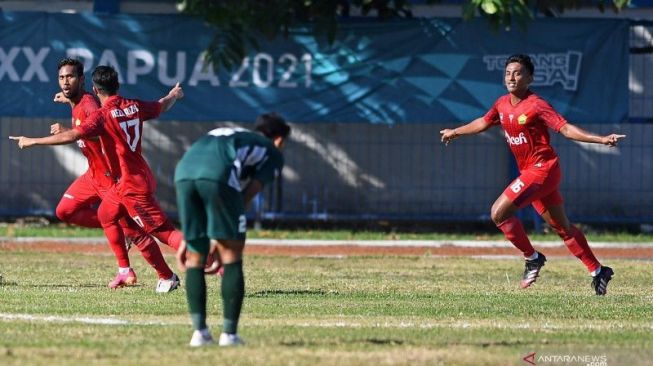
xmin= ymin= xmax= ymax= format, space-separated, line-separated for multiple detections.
xmin=75 ymin=95 xmax=162 ymax=195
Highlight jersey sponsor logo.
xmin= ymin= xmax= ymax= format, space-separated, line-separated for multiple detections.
xmin=518 ymin=114 xmax=528 ymax=125
xmin=505 ymin=131 xmax=528 ymax=146
xmin=483 ymin=51 xmax=582 ymax=91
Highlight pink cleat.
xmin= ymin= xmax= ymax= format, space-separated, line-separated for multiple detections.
xmin=108 ymin=269 xmax=137 ymax=289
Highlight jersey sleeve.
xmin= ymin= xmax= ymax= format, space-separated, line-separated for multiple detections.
xmin=482 ymin=99 xmax=501 ymax=126
xmin=537 ymin=100 xmax=567 ymax=132
xmin=252 ymin=149 xmax=284 ymax=186
xmin=138 ymin=100 xmax=162 ymax=122
xmin=82 ymin=96 xmax=100 ymax=118
xmin=75 ymin=110 xmax=104 ymax=138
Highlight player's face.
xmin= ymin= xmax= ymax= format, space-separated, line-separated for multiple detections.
xmin=58 ymin=65 xmax=83 ymax=100
xmin=504 ymin=62 xmax=532 ymax=94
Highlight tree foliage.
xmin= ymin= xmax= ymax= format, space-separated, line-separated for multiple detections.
xmin=176 ymin=0 xmax=631 ymax=70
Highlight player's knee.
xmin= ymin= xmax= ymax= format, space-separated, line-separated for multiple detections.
xmin=55 ymin=202 xmax=73 ymax=222
xmin=490 ymin=206 xmax=505 ymax=226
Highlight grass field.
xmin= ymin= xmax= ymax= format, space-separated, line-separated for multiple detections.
xmin=1 ymin=241 xmax=652 ymax=366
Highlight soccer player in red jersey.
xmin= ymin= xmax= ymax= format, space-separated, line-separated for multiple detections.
xmin=45 ymin=58 xmax=180 ymax=292
xmin=10 ymin=65 xmax=184 ymax=291
xmin=440 ymin=54 xmax=626 ymax=295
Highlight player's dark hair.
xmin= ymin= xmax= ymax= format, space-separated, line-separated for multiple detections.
xmin=57 ymin=58 xmax=84 ymax=77
xmin=91 ymin=65 xmax=120 ymax=95
xmin=255 ymin=113 xmax=291 ymax=140
xmin=505 ymin=54 xmax=534 ymax=75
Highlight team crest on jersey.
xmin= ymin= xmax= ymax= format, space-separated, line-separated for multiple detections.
xmin=75 ymin=119 xmax=81 ymax=126
xmin=518 ymin=114 xmax=528 ymax=125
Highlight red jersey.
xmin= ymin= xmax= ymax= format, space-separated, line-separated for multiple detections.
xmin=483 ymin=91 xmax=567 ymax=172
xmin=75 ymin=95 xmax=162 ymax=195
xmin=72 ymin=92 xmax=114 ymax=188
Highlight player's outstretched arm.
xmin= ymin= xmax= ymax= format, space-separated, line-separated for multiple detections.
xmin=159 ymin=82 xmax=184 ymax=113
xmin=9 ymin=129 xmax=81 ymax=149
xmin=559 ymin=123 xmax=626 ymax=147
xmin=440 ymin=117 xmax=491 ymax=146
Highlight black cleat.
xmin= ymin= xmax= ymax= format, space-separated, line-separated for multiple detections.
xmin=520 ymin=252 xmax=547 ymax=289
xmin=591 ymin=266 xmax=614 ymax=296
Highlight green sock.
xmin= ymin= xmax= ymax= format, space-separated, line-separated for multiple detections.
xmin=222 ymin=260 xmax=244 ymax=334
xmin=185 ymin=267 xmax=207 ymax=331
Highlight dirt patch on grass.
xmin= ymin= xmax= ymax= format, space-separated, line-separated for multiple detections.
xmin=2 ymin=241 xmax=653 ymax=259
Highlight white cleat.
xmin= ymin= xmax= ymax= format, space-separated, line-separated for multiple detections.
xmin=189 ymin=329 xmax=214 ymax=347
xmin=219 ymin=332 xmax=244 ymax=346
xmin=155 ymin=273 xmax=180 ymax=293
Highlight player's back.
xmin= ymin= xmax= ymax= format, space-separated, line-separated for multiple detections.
xmin=175 ymin=127 xmax=283 ymax=192
xmin=99 ymin=95 xmax=162 ymax=194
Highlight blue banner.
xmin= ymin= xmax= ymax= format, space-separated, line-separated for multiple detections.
xmin=0 ymin=12 xmax=628 ymax=123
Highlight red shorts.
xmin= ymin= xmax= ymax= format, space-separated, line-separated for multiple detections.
xmin=60 ymin=172 xmax=107 ymax=206
xmin=100 ymin=185 xmax=169 ymax=234
xmin=503 ymin=164 xmax=564 ymax=215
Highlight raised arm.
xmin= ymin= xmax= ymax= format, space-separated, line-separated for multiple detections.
xmin=559 ymin=123 xmax=626 ymax=147
xmin=9 ymin=129 xmax=82 ymax=149
xmin=440 ymin=117 xmax=492 ymax=146
xmin=159 ymin=82 xmax=184 ymax=113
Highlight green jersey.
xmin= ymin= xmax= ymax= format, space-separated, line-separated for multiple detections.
xmin=174 ymin=127 xmax=284 ymax=192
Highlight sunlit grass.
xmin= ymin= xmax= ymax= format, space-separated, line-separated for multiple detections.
xmin=1 ymin=249 xmax=652 ymax=365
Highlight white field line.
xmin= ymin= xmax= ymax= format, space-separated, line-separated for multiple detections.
xmin=2 ymin=313 xmax=652 ymax=331
xmin=2 ymin=237 xmax=653 ymax=249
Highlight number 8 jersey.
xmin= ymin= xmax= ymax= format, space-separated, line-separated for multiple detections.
xmin=75 ymin=95 xmax=162 ymax=195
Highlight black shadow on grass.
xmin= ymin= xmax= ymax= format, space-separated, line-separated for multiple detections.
xmin=249 ymin=289 xmax=332 ymax=297
xmin=280 ymin=338 xmax=407 ymax=347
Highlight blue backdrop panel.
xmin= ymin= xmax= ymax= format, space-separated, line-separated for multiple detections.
xmin=0 ymin=12 xmax=628 ymax=124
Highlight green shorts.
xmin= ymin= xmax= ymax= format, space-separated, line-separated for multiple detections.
xmin=175 ymin=179 xmax=246 ymax=252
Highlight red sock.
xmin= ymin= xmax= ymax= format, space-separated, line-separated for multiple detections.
xmin=56 ymin=201 xmax=101 ymax=228
xmin=98 ymin=201 xmax=130 ymax=268
xmin=151 ymin=222 xmax=183 ymax=250
xmin=496 ymin=217 xmax=536 ymax=257
xmin=102 ymin=222 xmax=130 ymax=268
xmin=133 ymin=235 xmax=174 ymax=279
xmin=561 ymin=225 xmax=601 ymax=273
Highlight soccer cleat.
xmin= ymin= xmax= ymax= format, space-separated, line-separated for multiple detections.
xmin=189 ymin=329 xmax=214 ymax=347
xmin=520 ymin=252 xmax=546 ymax=289
xmin=591 ymin=266 xmax=614 ymax=296
xmin=218 ymin=332 xmax=244 ymax=346
xmin=155 ymin=273 xmax=180 ymax=293
xmin=108 ymin=269 xmax=137 ymax=289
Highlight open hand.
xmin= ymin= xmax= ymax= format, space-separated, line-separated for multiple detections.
xmin=175 ymin=240 xmax=188 ymax=272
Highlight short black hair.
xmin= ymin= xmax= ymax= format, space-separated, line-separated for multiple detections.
xmin=505 ymin=54 xmax=534 ymax=75
xmin=57 ymin=58 xmax=84 ymax=77
xmin=91 ymin=65 xmax=119 ymax=95
xmin=255 ymin=113 xmax=291 ymax=139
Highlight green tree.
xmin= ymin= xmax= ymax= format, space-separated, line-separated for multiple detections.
xmin=176 ymin=0 xmax=631 ymax=70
